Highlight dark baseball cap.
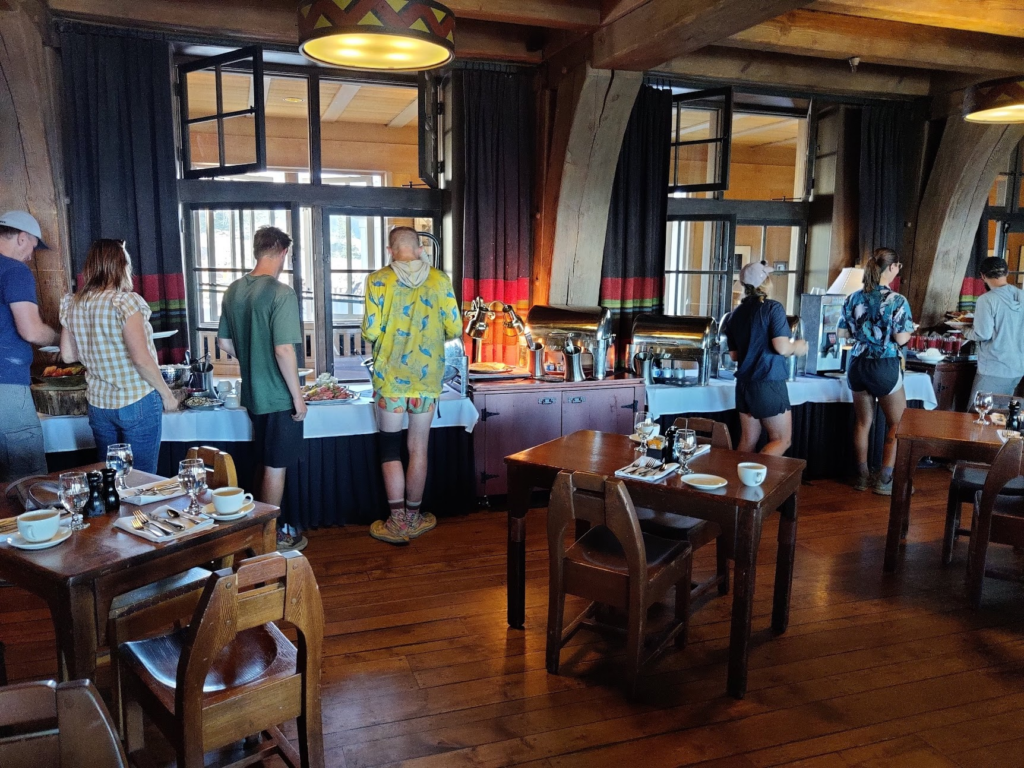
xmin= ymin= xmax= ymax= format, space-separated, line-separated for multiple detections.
xmin=980 ymin=257 xmax=1009 ymax=278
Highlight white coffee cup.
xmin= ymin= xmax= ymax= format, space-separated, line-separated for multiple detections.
xmin=211 ymin=487 xmax=254 ymax=514
xmin=224 ymin=392 xmax=240 ymax=408
xmin=18 ymin=508 xmax=61 ymax=542
xmin=737 ymin=462 xmax=767 ymax=487
xmin=216 ymin=381 xmax=233 ymax=396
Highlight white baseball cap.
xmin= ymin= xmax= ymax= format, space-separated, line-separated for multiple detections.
xmin=739 ymin=260 xmax=772 ymax=287
xmin=0 ymin=210 xmax=50 ymax=250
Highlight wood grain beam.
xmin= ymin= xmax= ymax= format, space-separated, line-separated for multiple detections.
xmin=810 ymin=0 xmax=1024 ymax=39
xmin=723 ymin=9 xmax=1024 ymax=75
xmin=444 ymin=0 xmax=600 ymax=30
xmin=592 ymin=0 xmax=813 ymax=71
xmin=657 ymin=47 xmax=932 ymax=99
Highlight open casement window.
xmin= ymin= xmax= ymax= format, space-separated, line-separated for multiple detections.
xmin=670 ymin=87 xmax=732 ymax=194
xmin=418 ymin=70 xmax=442 ymax=189
xmin=179 ymin=47 xmax=266 ymax=179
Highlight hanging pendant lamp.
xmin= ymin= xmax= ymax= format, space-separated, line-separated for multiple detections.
xmin=298 ymin=0 xmax=455 ymax=72
xmin=964 ymin=77 xmax=1024 ymax=123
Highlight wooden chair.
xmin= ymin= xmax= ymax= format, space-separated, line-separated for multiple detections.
xmin=0 ymin=680 xmax=129 ymax=768
xmin=115 ymin=551 xmax=324 ymax=768
xmin=967 ymin=436 xmax=1024 ymax=609
xmin=0 ymin=640 xmax=6 ymax=686
xmin=185 ymin=446 xmax=238 ymax=490
xmin=942 ymin=460 xmax=1024 ymax=565
xmin=634 ymin=416 xmax=732 ymax=599
xmin=546 ymin=471 xmax=692 ymax=693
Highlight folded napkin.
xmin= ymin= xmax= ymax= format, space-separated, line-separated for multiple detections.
xmin=120 ymin=480 xmax=187 ymax=505
xmin=113 ymin=509 xmax=214 ymax=543
xmin=614 ymin=444 xmax=711 ymax=484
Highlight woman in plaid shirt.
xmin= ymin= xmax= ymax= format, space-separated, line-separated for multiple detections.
xmin=60 ymin=240 xmax=178 ymax=473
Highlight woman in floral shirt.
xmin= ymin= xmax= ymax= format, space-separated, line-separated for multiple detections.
xmin=838 ymin=248 xmax=915 ymax=496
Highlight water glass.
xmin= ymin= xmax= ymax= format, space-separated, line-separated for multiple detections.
xmin=59 ymin=471 xmax=90 ymax=531
xmin=634 ymin=410 xmax=656 ymax=456
xmin=673 ymin=429 xmax=698 ymax=475
xmin=179 ymin=458 xmax=207 ymax=516
xmin=106 ymin=443 xmax=134 ymax=491
xmin=974 ymin=391 xmax=994 ymax=425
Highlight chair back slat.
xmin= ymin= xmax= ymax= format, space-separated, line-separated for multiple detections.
xmin=981 ymin=437 xmax=1024 ymax=504
xmin=235 ymin=587 xmax=288 ymax=633
xmin=672 ymin=417 xmax=731 ymax=449
xmin=185 ymin=446 xmax=238 ymax=490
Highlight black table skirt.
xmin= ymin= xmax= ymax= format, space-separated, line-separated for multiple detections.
xmin=657 ymin=400 xmax=926 ymax=481
xmin=48 ymin=428 xmax=476 ymax=530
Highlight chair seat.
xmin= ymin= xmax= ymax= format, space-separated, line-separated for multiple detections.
xmin=953 ymin=462 xmax=1024 ymax=495
xmin=635 ymin=507 xmax=722 ymax=550
xmin=566 ymin=526 xmax=689 ymax=578
xmin=122 ymin=622 xmax=295 ymax=700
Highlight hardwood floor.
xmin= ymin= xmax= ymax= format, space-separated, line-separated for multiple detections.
xmin=4 ymin=468 xmax=1024 ymax=766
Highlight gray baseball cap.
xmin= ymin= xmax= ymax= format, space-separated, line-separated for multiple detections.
xmin=0 ymin=210 xmax=49 ymax=250
xmin=739 ymin=260 xmax=772 ymax=287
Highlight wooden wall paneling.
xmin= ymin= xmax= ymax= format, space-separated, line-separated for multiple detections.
xmin=546 ymin=63 xmax=640 ymax=306
xmin=0 ymin=1 xmax=71 ymax=332
xmin=909 ymin=119 xmax=1024 ymax=326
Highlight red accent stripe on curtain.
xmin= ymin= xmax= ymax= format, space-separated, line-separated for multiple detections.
xmin=599 ymin=276 xmax=663 ymax=302
xmin=959 ymin=276 xmax=986 ymax=313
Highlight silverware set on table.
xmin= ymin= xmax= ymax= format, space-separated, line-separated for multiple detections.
xmin=129 ymin=507 xmax=207 ymax=538
xmin=620 ymin=457 xmax=680 ymax=477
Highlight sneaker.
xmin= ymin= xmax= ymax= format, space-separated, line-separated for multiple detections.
xmin=853 ymin=472 xmax=873 ymax=491
xmin=369 ymin=515 xmax=410 ymax=545
xmin=873 ymin=475 xmax=894 ymax=496
xmin=276 ymin=530 xmax=308 ymax=552
xmin=406 ymin=512 xmax=437 ymax=540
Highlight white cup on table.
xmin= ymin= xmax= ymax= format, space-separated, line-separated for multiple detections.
xmin=17 ymin=509 xmax=61 ymax=542
xmin=211 ymin=487 xmax=254 ymax=514
xmin=737 ymin=462 xmax=767 ymax=487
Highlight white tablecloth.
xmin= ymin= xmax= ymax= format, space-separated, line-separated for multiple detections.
xmin=40 ymin=385 xmax=478 ymax=453
xmin=646 ymin=371 xmax=938 ymax=419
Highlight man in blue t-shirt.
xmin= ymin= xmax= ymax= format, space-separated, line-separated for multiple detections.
xmin=0 ymin=211 xmax=58 ymax=482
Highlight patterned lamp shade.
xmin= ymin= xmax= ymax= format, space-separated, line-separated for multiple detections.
xmin=298 ymin=0 xmax=455 ymax=71
xmin=964 ymin=77 xmax=1024 ymax=123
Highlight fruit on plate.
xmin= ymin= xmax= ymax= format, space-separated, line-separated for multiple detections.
xmin=303 ymin=382 xmax=354 ymax=402
xmin=43 ymin=364 xmax=85 ymax=377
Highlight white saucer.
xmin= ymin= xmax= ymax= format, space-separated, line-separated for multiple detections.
xmin=202 ymin=501 xmax=255 ymax=521
xmin=6 ymin=525 xmax=73 ymax=550
xmin=680 ymin=474 xmax=728 ymax=490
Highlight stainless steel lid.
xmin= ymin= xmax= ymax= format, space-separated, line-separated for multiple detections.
xmin=632 ymin=314 xmax=716 ymax=349
xmin=526 ymin=305 xmax=613 ymax=346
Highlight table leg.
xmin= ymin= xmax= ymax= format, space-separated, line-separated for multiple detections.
xmin=772 ymin=493 xmax=798 ymax=635
xmin=506 ymin=465 xmax=531 ymax=630
xmin=884 ymin=439 xmax=919 ymax=573
xmin=53 ymin=583 xmax=98 ymax=682
xmin=728 ymin=509 xmax=763 ymax=699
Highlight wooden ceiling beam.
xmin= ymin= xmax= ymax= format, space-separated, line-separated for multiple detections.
xmin=658 ymin=46 xmax=932 ymax=99
xmin=810 ymin=0 xmax=1024 ymax=40
xmin=722 ymin=9 xmax=1024 ymax=75
xmin=444 ymin=0 xmax=600 ymax=31
xmin=321 ymin=83 xmax=359 ymax=122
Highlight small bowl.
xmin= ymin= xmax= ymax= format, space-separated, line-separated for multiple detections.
xmin=160 ymin=365 xmax=190 ymax=389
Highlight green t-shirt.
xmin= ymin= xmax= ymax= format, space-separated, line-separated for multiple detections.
xmin=217 ymin=275 xmax=301 ymax=415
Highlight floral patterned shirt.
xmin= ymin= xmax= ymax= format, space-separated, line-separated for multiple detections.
xmin=838 ymin=286 xmax=914 ymax=360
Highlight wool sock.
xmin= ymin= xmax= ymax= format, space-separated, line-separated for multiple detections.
xmin=857 ymin=462 xmax=870 ymax=477
xmin=387 ymin=499 xmax=406 ymax=528
xmin=405 ymin=499 xmax=423 ymax=524
xmin=880 ymin=466 xmax=894 ymax=482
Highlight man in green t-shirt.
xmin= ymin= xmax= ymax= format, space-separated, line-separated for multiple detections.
xmin=217 ymin=226 xmax=307 ymax=551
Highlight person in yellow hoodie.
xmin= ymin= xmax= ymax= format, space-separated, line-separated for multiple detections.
xmin=362 ymin=227 xmax=462 ymax=544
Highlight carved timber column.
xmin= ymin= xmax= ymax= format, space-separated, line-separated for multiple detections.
xmin=536 ymin=63 xmax=641 ymax=306
xmin=0 ymin=0 xmax=71 ymax=327
xmin=910 ymin=119 xmax=1024 ymax=326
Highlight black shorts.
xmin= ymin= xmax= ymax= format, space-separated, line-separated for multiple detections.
xmin=735 ymin=379 xmax=791 ymax=420
xmin=847 ymin=356 xmax=903 ymax=398
xmin=249 ymin=409 xmax=304 ymax=469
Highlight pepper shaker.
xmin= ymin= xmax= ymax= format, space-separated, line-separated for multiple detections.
xmin=86 ymin=471 xmax=106 ymax=517
xmin=101 ymin=468 xmax=120 ymax=512
xmin=1009 ymin=400 xmax=1021 ymax=432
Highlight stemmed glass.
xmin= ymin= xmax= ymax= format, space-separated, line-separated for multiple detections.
xmin=974 ymin=391 xmax=994 ymax=425
xmin=59 ymin=471 xmax=90 ymax=531
xmin=673 ymin=429 xmax=698 ymax=476
xmin=106 ymin=443 xmax=134 ymax=492
xmin=178 ymin=459 xmax=207 ymax=516
xmin=634 ymin=410 xmax=656 ymax=456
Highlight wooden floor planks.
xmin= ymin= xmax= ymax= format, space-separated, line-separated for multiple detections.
xmin=3 ymin=467 xmax=1024 ymax=766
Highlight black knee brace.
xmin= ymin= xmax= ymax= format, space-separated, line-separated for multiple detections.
xmin=379 ymin=430 xmax=404 ymax=463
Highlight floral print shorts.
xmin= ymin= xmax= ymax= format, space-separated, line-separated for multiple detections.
xmin=374 ymin=393 xmax=438 ymax=414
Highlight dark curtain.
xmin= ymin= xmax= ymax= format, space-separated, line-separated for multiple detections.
xmin=60 ymin=30 xmax=185 ymax=363
xmin=599 ymin=85 xmax=672 ymax=367
xmin=456 ymin=68 xmax=533 ymax=365
xmin=858 ymin=104 xmax=913 ymax=289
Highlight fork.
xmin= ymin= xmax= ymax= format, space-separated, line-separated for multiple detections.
xmin=131 ymin=508 xmax=171 ymax=536
xmin=129 ymin=515 xmax=165 ymax=537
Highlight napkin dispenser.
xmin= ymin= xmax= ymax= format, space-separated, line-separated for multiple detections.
xmin=526 ymin=304 xmax=614 ymax=381
xmin=631 ymin=313 xmax=717 ymax=386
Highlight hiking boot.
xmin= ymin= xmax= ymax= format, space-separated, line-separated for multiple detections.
xmin=406 ymin=512 xmax=437 ymax=540
xmin=853 ymin=471 xmax=873 ymax=491
xmin=370 ymin=514 xmax=410 ymax=545
xmin=277 ymin=530 xmax=308 ymax=552
xmin=873 ymin=475 xmax=894 ymax=496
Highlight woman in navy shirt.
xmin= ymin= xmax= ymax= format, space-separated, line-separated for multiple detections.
xmin=723 ymin=262 xmax=808 ymax=455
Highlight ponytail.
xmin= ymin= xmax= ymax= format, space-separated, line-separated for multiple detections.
xmin=862 ymin=247 xmax=899 ymax=293
xmin=743 ymin=278 xmax=770 ymax=303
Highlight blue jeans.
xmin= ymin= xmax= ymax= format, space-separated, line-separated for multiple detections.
xmin=88 ymin=390 xmax=163 ymax=474
xmin=0 ymin=383 xmax=48 ymax=483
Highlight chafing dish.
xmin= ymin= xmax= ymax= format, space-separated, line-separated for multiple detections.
xmin=631 ymin=314 xmax=717 ymax=386
xmin=443 ymin=337 xmax=469 ymax=397
xmin=525 ymin=304 xmax=614 ymax=381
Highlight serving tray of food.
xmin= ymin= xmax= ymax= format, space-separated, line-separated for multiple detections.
xmin=303 ymin=375 xmax=362 ymax=405
xmin=183 ymin=395 xmax=224 ymax=411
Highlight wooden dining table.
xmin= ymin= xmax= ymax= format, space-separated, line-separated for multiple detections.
xmin=0 ymin=465 xmax=279 ymax=682
xmin=505 ymin=430 xmax=806 ymax=698
xmin=885 ymin=408 xmax=1003 ymax=572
